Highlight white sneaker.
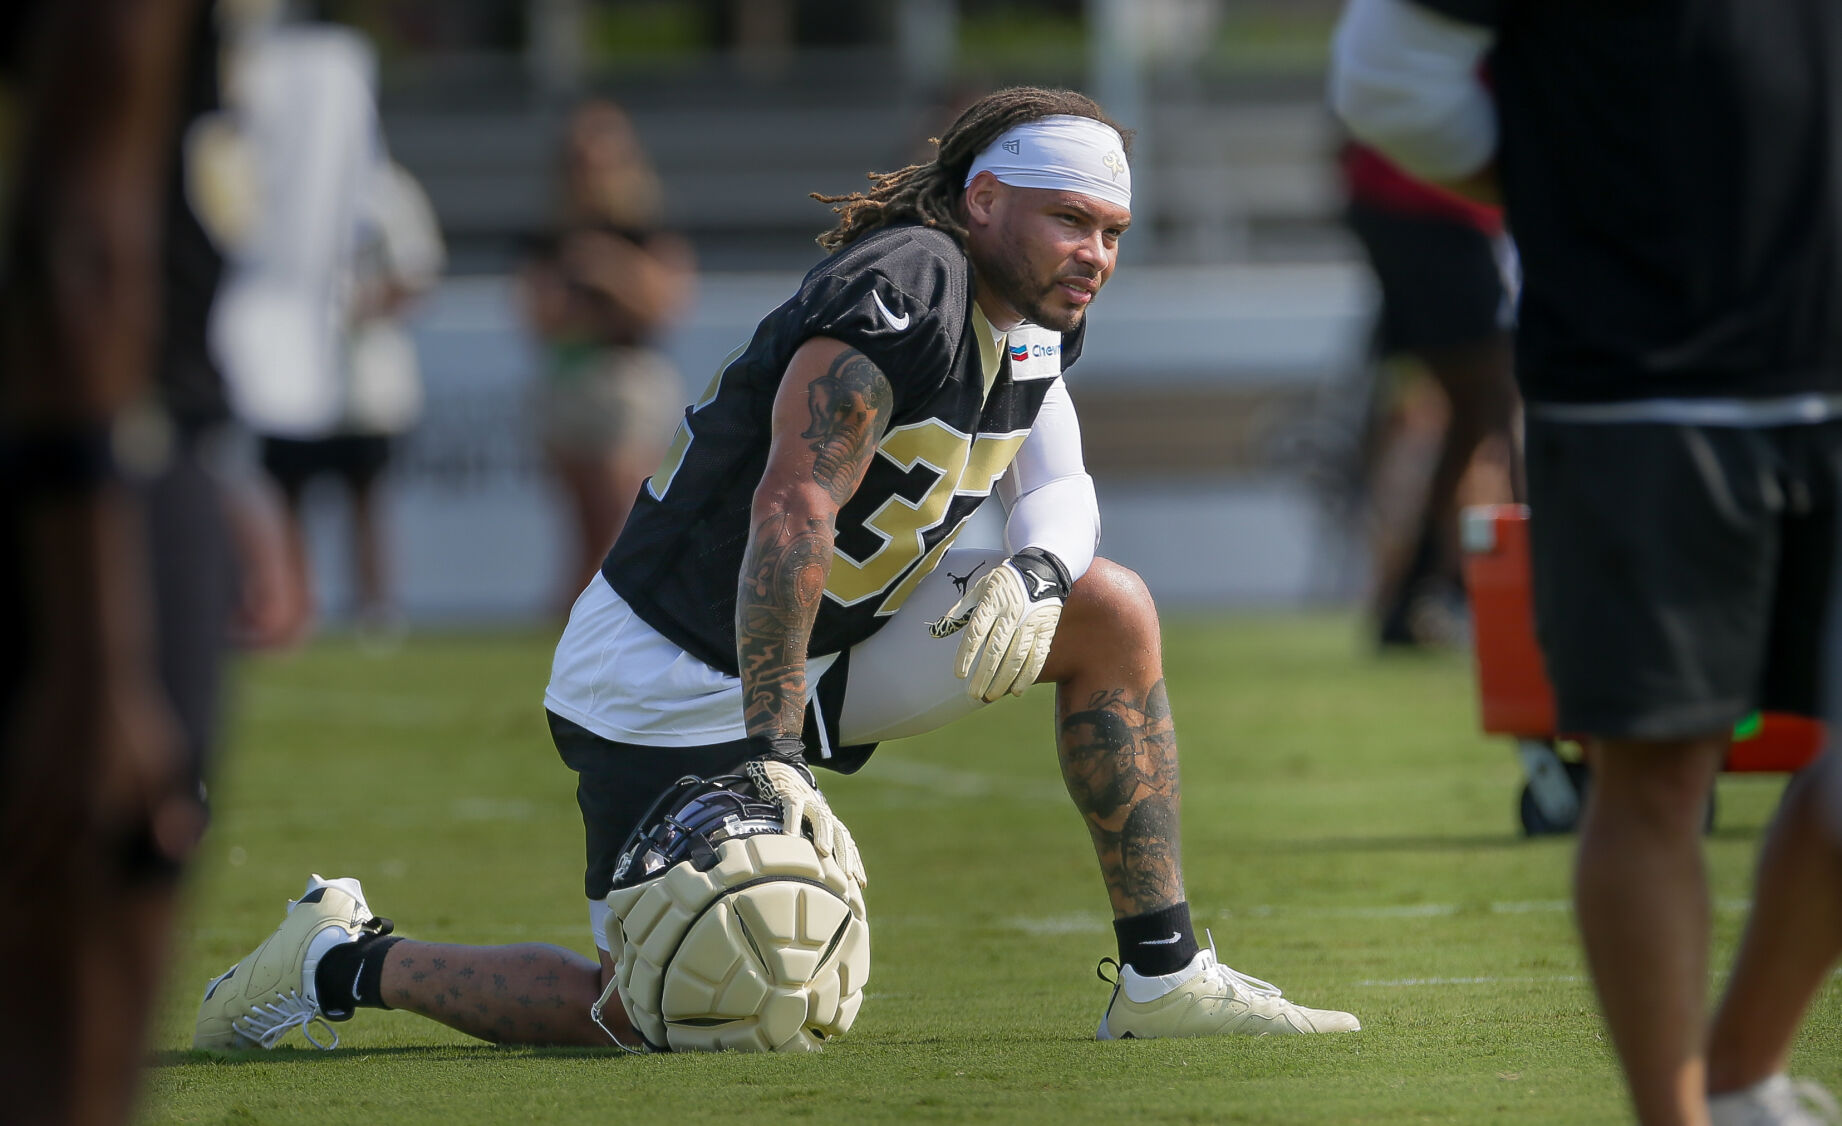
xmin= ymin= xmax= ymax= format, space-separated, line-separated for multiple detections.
xmin=1710 ymin=1076 xmax=1841 ymax=1126
xmin=193 ymin=874 xmax=391 ymax=1051
xmin=1097 ymin=937 xmax=1360 ymax=1039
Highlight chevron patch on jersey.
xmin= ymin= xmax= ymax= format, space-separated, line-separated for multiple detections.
xmin=1006 ymin=325 xmax=1064 ymax=381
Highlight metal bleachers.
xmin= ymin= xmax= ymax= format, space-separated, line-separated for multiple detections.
xmin=381 ymin=61 xmax=1349 ymax=273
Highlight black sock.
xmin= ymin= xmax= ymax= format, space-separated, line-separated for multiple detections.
xmin=1115 ymin=903 xmax=1200 ymax=977
xmin=315 ymin=934 xmax=404 ymax=1018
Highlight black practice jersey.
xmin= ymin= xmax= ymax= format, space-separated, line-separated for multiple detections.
xmin=1414 ymin=0 xmax=1842 ymax=403
xmin=602 ymin=222 xmax=1085 ymax=675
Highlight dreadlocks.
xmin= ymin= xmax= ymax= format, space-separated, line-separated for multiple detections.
xmin=813 ymin=86 xmax=1132 ymax=253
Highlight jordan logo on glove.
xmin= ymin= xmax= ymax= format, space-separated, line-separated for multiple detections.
xmin=1021 ymin=569 xmax=1058 ymax=599
xmin=927 ymin=547 xmax=1073 ymax=702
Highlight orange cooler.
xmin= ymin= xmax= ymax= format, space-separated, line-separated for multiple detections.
xmin=1459 ymin=504 xmax=1824 ymax=832
xmin=1462 ymin=504 xmax=1555 ymax=738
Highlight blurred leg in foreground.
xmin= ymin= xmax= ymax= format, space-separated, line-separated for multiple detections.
xmin=1706 ymin=752 xmax=1842 ymax=1123
xmin=0 ymin=1 xmax=273 ymax=1120
xmin=1575 ymin=737 xmax=1728 ymax=1125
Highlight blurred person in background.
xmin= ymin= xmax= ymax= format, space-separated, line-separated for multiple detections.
xmin=257 ymin=157 xmax=445 ymax=643
xmin=211 ymin=5 xmax=408 ymax=641
xmin=1340 ymin=138 xmax=1521 ymax=650
xmin=0 ymin=0 xmax=294 ymax=1120
xmin=520 ymin=99 xmax=695 ymax=613
xmin=1337 ymin=1 xmax=1842 ymax=1122
xmin=326 ymin=158 xmax=444 ymax=639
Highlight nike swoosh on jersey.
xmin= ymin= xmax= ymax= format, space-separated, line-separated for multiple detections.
xmin=871 ymin=290 xmax=911 ymax=331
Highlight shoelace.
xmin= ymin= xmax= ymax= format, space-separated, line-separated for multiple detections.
xmin=225 ymin=911 xmax=393 ymax=1052
xmin=234 ymin=991 xmax=340 ymax=1050
xmin=1200 ymin=958 xmax=1285 ymax=1002
xmin=1094 ymin=930 xmax=1289 ymax=1004
xmin=1198 ymin=929 xmax=1284 ymax=1001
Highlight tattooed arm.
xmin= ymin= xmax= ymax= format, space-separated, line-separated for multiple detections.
xmin=737 ymin=338 xmax=895 ymax=739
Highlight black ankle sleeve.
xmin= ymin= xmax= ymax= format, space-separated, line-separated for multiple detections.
xmin=1114 ymin=902 xmax=1200 ymax=977
xmin=315 ymin=933 xmax=403 ymax=1017
xmin=354 ymin=935 xmax=404 ymax=1010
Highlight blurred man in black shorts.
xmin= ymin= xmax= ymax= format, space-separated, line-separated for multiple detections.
xmin=1340 ymin=139 xmax=1520 ymax=649
xmin=1336 ymin=1 xmax=1842 ymax=1122
xmin=214 ymin=10 xmax=436 ymax=639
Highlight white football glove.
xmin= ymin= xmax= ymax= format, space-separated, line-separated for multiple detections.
xmin=927 ymin=548 xmax=1073 ymax=703
xmin=746 ymin=757 xmax=868 ymax=890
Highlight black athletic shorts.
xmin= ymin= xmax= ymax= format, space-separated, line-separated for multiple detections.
xmin=1524 ymin=416 xmax=1842 ymax=739
xmin=548 ymin=711 xmax=762 ymax=900
xmin=1347 ymin=202 xmax=1510 ymax=357
xmin=259 ymin=434 xmax=392 ymax=500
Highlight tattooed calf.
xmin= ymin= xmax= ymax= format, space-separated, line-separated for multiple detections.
xmin=1057 ymin=681 xmax=1184 ymax=914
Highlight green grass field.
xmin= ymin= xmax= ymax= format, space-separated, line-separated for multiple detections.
xmin=141 ymin=613 xmax=1840 ymax=1124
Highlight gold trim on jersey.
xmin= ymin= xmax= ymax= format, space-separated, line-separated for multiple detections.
xmin=646 ymin=343 xmax=745 ymax=501
xmin=825 ymin=418 xmax=1029 ymax=614
xmin=971 ymin=304 xmax=1007 ymax=400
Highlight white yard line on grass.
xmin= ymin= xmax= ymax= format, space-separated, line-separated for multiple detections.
xmin=1357 ymin=975 xmax=1587 ymax=987
xmin=182 ymin=922 xmax=585 ymax=943
xmin=1225 ymin=898 xmax=1753 ymax=921
xmin=1002 ymin=899 xmax=1755 ymax=935
xmin=1358 ymin=968 xmax=1842 ymax=988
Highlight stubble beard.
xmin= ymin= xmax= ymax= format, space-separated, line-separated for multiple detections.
xmin=975 ymin=240 xmax=1090 ymax=334
xmin=1020 ymin=290 xmax=1086 ymax=333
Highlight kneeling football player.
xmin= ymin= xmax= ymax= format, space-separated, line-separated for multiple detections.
xmin=196 ymin=86 xmax=1360 ymax=1053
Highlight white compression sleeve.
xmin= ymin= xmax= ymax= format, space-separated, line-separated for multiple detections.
xmin=998 ymin=378 xmax=1100 ymax=581
xmin=1329 ymin=0 xmax=1499 ymax=183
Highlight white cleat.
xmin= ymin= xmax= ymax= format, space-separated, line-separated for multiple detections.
xmin=1710 ymin=1076 xmax=1841 ymax=1126
xmin=1097 ymin=938 xmax=1359 ymax=1040
xmin=193 ymin=874 xmax=390 ymax=1051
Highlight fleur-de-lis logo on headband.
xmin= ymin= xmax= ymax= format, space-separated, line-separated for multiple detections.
xmin=1102 ymin=150 xmax=1126 ymax=180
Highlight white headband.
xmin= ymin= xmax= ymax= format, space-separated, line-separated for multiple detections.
xmin=964 ymin=114 xmax=1131 ymax=210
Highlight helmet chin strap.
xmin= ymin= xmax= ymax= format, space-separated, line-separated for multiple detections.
xmin=589 ymin=974 xmax=650 ymax=1055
